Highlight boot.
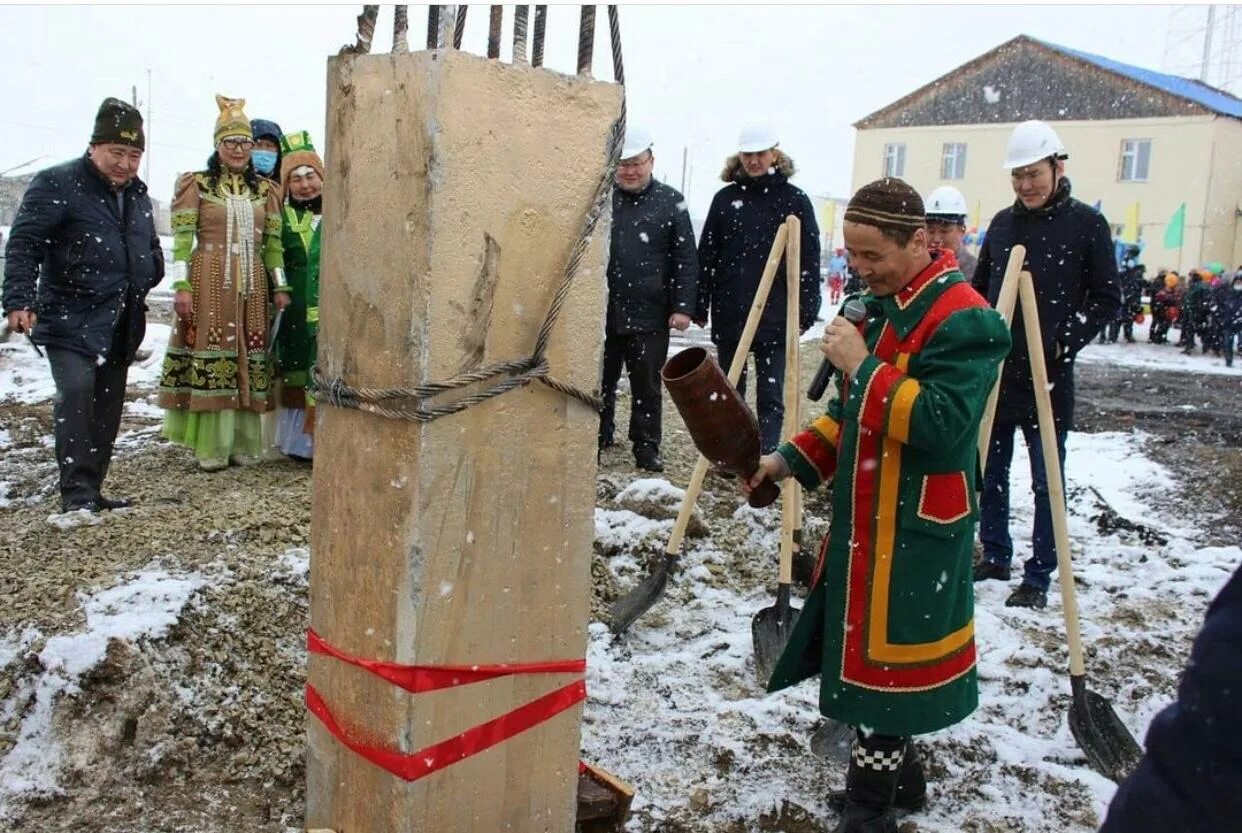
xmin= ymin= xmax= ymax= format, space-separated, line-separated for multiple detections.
xmin=830 ymin=733 xmax=905 ymax=833
xmin=828 ymin=739 xmax=926 ymax=813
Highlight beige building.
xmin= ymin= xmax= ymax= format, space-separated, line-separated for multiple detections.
xmin=851 ymin=35 xmax=1242 ymax=274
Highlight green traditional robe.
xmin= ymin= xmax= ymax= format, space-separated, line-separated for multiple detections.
xmin=769 ymin=252 xmax=1011 ymax=737
xmin=276 ymin=204 xmax=320 ymax=408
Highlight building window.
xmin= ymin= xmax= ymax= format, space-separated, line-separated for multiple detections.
xmin=883 ymin=143 xmax=906 ymax=178
xmin=1119 ymin=139 xmax=1151 ymax=182
xmin=941 ymin=143 xmax=967 ymax=180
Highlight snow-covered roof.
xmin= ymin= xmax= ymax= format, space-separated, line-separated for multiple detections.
xmin=1035 ymin=38 xmax=1242 ymax=120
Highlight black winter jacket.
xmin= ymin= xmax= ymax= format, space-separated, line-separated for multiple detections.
xmin=971 ymin=179 xmax=1119 ymax=430
xmin=2 ymin=155 xmax=164 ymax=362
xmin=1214 ymin=282 xmax=1242 ymax=331
xmin=695 ymin=167 xmax=821 ymax=345
xmin=1099 ymin=563 xmax=1242 ymax=833
xmin=606 ymin=179 xmax=698 ymax=335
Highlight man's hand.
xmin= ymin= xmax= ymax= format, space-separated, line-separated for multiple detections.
xmin=668 ymin=312 xmax=691 ymax=331
xmin=173 ymin=290 xmax=194 ymax=320
xmin=273 ymin=292 xmax=292 ymax=312
xmin=821 ymin=315 xmax=870 ymax=376
xmin=6 ymin=309 xmax=36 ymax=334
xmin=741 ymin=453 xmax=789 ymax=498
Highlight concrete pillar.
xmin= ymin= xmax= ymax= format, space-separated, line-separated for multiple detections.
xmin=306 ymin=49 xmax=621 ymax=833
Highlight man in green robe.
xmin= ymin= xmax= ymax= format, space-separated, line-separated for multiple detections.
xmin=746 ymin=178 xmax=1011 ymax=833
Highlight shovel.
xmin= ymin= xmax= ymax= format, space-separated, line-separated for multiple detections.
xmin=609 ymin=221 xmax=791 ymax=634
xmin=976 ymin=244 xmax=1026 ymax=464
xmin=1019 ymin=270 xmax=1144 ymax=783
xmin=753 ymin=215 xmax=804 ymax=683
xmin=608 ymin=455 xmax=708 ymax=634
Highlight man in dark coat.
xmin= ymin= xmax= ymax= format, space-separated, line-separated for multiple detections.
xmin=971 ymin=120 xmax=1120 ymax=609
xmin=695 ymin=125 xmax=821 ymax=452
xmin=2 ymin=98 xmax=164 ymax=513
xmin=1215 ymin=271 xmax=1242 ymax=367
xmin=1098 ymin=563 xmax=1242 ymax=833
xmin=599 ymin=128 xmax=698 ymax=472
xmin=1180 ymin=271 xmax=1211 ymax=354
xmin=1106 ymin=246 xmax=1144 ymax=343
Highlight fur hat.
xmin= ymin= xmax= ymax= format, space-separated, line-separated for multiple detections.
xmin=844 ymin=178 xmax=926 ymax=233
xmin=213 ymin=94 xmax=252 ymax=145
xmin=279 ymin=130 xmax=325 ymax=190
xmin=91 ymin=97 xmax=144 ymax=150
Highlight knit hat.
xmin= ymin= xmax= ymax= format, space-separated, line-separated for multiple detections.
xmin=90 ymin=97 xmax=145 ymax=149
xmin=213 ymin=94 xmax=252 ymax=145
xmin=279 ymin=130 xmax=325 ymax=190
xmin=250 ymin=118 xmax=283 ymax=143
xmin=844 ymin=178 xmax=925 ymax=233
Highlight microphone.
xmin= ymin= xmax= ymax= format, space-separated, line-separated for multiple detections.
xmin=806 ymin=298 xmax=868 ymax=401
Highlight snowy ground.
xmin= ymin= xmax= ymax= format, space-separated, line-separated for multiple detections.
xmin=0 ymin=313 xmax=1238 ymax=832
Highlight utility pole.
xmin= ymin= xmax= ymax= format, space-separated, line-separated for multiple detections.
xmin=131 ymin=85 xmax=138 ymax=108
xmin=680 ymin=146 xmax=688 ymax=195
xmin=145 ymin=68 xmax=152 ymax=184
xmin=1201 ymin=4 xmax=1216 ymax=82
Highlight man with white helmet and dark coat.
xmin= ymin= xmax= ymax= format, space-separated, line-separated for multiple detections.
xmin=599 ymin=127 xmax=698 ymax=472
xmin=695 ymin=124 xmax=821 ymax=452
xmin=971 ymin=120 xmax=1120 ymax=609
xmin=924 ymin=185 xmax=976 ymax=278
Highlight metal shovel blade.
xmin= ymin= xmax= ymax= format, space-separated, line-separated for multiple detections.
xmin=1068 ymin=675 xmax=1144 ymax=783
xmin=809 ymin=719 xmax=853 ymax=763
xmin=609 ymin=552 xmax=675 ymax=635
xmin=752 ymin=584 xmax=799 ymax=686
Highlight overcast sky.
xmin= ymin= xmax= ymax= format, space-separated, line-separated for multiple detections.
xmin=0 ymin=4 xmax=1221 ymax=213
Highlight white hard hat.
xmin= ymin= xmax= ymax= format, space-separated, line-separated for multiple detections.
xmin=925 ymin=186 xmax=969 ymax=220
xmin=737 ymin=123 xmax=779 ymax=154
xmin=1003 ymin=120 xmax=1067 ymax=170
xmin=620 ymin=127 xmax=654 ymax=161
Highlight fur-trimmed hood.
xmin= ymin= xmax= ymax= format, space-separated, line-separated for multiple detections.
xmin=720 ymin=149 xmax=796 ymax=182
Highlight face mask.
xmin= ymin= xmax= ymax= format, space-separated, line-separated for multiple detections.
xmin=1234 ymin=283 xmax=1242 ymax=292
xmin=252 ymin=150 xmax=278 ymax=175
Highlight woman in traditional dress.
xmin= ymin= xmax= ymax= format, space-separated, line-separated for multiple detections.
xmin=272 ymin=130 xmax=323 ymax=460
xmin=158 ymin=95 xmax=290 ymax=471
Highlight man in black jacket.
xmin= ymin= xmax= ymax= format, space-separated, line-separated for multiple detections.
xmin=2 ymin=98 xmax=164 ymax=513
xmin=599 ymin=128 xmax=698 ymax=472
xmin=695 ymin=125 xmax=821 ymax=452
xmin=971 ymin=120 xmax=1119 ymax=609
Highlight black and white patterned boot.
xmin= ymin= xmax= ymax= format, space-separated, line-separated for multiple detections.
xmin=830 ymin=731 xmax=906 ymax=833
xmin=828 ymin=738 xmax=926 ymax=813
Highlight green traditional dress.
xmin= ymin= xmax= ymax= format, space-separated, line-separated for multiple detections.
xmin=158 ymin=170 xmax=287 ymax=464
xmin=768 ymin=251 xmax=1011 ymax=737
xmin=273 ymin=201 xmax=320 ymax=457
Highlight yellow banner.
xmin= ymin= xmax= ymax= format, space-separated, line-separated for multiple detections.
xmin=1121 ymin=202 xmax=1141 ymax=244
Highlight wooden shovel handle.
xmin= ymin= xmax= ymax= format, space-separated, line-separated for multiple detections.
xmin=726 ymin=222 xmax=788 ymax=386
xmin=1018 ymin=270 xmax=1086 ymax=677
xmin=665 ymin=455 xmax=710 ymax=556
xmin=779 ymin=215 xmax=801 ymax=584
xmin=665 ymin=223 xmax=790 ymax=559
xmin=977 ymin=244 xmax=1026 ymax=465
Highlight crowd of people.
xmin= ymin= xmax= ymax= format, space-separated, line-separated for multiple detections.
xmin=1141 ymin=263 xmax=1242 ymax=365
xmin=1 ymin=95 xmax=325 ymax=511
xmin=2 ymin=96 xmax=1239 ymax=833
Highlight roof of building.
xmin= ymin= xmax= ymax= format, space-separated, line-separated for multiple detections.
xmin=856 ymin=35 xmax=1242 ymax=129
xmin=1034 ymin=38 xmax=1242 ymax=120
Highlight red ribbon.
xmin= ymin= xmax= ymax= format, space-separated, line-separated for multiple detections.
xmin=307 ymin=628 xmax=586 ymax=694
xmin=305 ymin=629 xmax=588 ymax=783
xmin=306 ymin=679 xmax=587 ymax=783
